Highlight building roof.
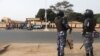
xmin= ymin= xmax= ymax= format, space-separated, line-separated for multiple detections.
xmin=69 ymin=21 xmax=82 ymax=24
xmin=26 ymin=18 xmax=40 ymax=21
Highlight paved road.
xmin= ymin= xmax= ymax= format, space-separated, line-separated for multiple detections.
xmin=0 ymin=29 xmax=99 ymax=43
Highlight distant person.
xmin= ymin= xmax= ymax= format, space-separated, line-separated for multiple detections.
xmin=54 ymin=10 xmax=72 ymax=56
xmin=82 ymin=9 xmax=96 ymax=56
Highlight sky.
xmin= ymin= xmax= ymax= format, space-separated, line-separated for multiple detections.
xmin=0 ymin=0 xmax=100 ymax=21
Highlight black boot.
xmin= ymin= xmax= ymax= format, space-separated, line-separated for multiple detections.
xmin=90 ymin=50 xmax=94 ymax=56
xmin=57 ymin=48 xmax=60 ymax=56
xmin=86 ymin=53 xmax=89 ymax=56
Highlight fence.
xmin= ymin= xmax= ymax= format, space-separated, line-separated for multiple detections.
xmin=0 ymin=23 xmax=100 ymax=29
xmin=47 ymin=23 xmax=100 ymax=28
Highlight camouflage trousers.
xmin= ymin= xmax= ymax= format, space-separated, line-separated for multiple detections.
xmin=57 ymin=31 xmax=66 ymax=56
xmin=84 ymin=32 xmax=94 ymax=55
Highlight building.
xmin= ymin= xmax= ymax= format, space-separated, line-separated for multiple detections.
xmin=26 ymin=18 xmax=43 ymax=25
xmin=1 ymin=17 xmax=24 ymax=28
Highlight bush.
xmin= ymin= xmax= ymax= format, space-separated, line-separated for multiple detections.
xmin=97 ymin=17 xmax=100 ymax=23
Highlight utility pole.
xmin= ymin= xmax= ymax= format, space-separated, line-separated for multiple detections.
xmin=44 ymin=0 xmax=49 ymax=31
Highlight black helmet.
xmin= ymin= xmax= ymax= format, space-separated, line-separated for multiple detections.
xmin=84 ymin=9 xmax=94 ymax=17
xmin=56 ymin=10 xmax=64 ymax=17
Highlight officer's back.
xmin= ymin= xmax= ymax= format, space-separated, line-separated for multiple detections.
xmin=55 ymin=16 xmax=64 ymax=32
xmin=54 ymin=11 xmax=67 ymax=32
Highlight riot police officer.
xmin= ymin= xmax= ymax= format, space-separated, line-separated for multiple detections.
xmin=54 ymin=11 xmax=72 ymax=56
xmin=82 ymin=9 xmax=96 ymax=56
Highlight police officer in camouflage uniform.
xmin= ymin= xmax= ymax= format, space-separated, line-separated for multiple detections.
xmin=82 ymin=9 xmax=96 ymax=56
xmin=54 ymin=11 xmax=72 ymax=56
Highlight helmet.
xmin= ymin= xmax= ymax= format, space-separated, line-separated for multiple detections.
xmin=56 ymin=10 xmax=64 ymax=17
xmin=84 ymin=9 xmax=94 ymax=17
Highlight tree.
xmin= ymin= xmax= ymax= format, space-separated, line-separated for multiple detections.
xmin=35 ymin=9 xmax=56 ymax=22
xmin=47 ymin=9 xmax=56 ymax=22
xmin=36 ymin=1 xmax=74 ymax=22
xmin=68 ymin=12 xmax=83 ymax=22
xmin=35 ymin=9 xmax=45 ymax=21
xmin=50 ymin=1 xmax=73 ymax=17
xmin=95 ymin=14 xmax=100 ymax=23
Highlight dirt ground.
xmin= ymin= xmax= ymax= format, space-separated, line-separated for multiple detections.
xmin=0 ymin=43 xmax=100 ymax=56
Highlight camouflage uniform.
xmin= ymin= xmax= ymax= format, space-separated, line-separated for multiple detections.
xmin=57 ymin=31 xmax=66 ymax=56
xmin=83 ymin=9 xmax=96 ymax=56
xmin=54 ymin=11 xmax=72 ymax=56
xmin=84 ymin=32 xmax=94 ymax=56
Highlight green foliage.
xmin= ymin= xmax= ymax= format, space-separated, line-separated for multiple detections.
xmin=50 ymin=1 xmax=73 ymax=16
xmin=95 ymin=14 xmax=100 ymax=18
xmin=47 ymin=9 xmax=56 ymax=22
xmin=35 ymin=9 xmax=56 ymax=22
xmin=35 ymin=1 xmax=100 ymax=23
xmin=96 ymin=17 xmax=100 ymax=23
xmin=68 ymin=12 xmax=83 ymax=22
xmin=35 ymin=1 xmax=74 ymax=22
xmin=35 ymin=9 xmax=45 ymax=20
xmin=95 ymin=14 xmax=100 ymax=23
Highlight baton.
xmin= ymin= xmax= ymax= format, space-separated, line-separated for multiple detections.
xmin=67 ymin=39 xmax=73 ymax=49
xmin=80 ymin=44 xmax=84 ymax=49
